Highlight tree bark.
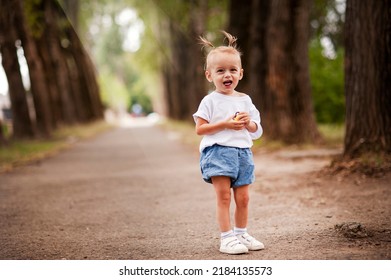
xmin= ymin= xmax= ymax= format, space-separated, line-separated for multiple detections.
xmin=0 ymin=0 xmax=34 ymax=139
xmin=35 ymin=36 xmax=61 ymax=129
xmin=166 ymin=21 xmax=188 ymax=120
xmin=248 ymin=0 xmax=271 ymax=114
xmin=42 ymin=0 xmax=77 ymax=125
xmin=1 ymin=0 xmax=103 ymax=140
xmin=161 ymin=0 xmax=207 ymax=121
xmin=227 ymin=0 xmax=252 ymax=94
xmin=15 ymin=0 xmax=53 ymax=137
xmin=266 ymin=0 xmax=320 ymax=143
xmin=0 ymin=119 xmax=6 ymax=145
xmin=187 ymin=0 xmax=207 ymax=119
xmin=344 ymin=0 xmax=391 ymax=157
xmin=64 ymin=24 xmax=103 ymax=121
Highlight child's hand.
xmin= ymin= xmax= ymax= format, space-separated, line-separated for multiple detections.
xmin=233 ymin=112 xmax=250 ymax=125
xmin=226 ymin=112 xmax=249 ymax=130
xmin=235 ymin=112 xmax=258 ymax=133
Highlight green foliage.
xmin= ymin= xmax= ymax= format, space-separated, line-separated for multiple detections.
xmin=98 ymin=70 xmax=130 ymax=111
xmin=206 ymin=0 xmax=229 ymax=31
xmin=1 ymin=122 xmax=9 ymax=139
xmin=129 ymin=91 xmax=153 ymax=115
xmin=88 ymin=3 xmax=154 ymax=114
xmin=310 ymin=0 xmax=345 ymax=51
xmin=77 ymin=0 xmax=229 ymax=117
xmin=95 ymin=15 xmax=124 ymax=68
xmin=23 ymin=0 xmax=46 ymax=38
xmin=309 ymin=39 xmax=345 ymax=124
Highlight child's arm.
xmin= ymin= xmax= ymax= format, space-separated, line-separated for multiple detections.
xmin=195 ymin=116 xmax=246 ymax=136
xmin=245 ymin=121 xmax=258 ymax=133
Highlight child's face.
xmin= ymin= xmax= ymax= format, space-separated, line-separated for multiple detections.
xmin=205 ymin=51 xmax=243 ymax=95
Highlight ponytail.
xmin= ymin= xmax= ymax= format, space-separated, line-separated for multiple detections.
xmin=221 ymin=30 xmax=238 ymax=49
xmin=198 ymin=31 xmax=242 ymax=70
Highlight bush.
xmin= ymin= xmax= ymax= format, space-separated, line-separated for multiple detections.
xmin=309 ymin=39 xmax=345 ymax=124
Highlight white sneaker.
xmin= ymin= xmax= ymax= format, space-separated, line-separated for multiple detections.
xmin=220 ymin=236 xmax=249 ymax=254
xmin=236 ymin=233 xmax=265 ymax=251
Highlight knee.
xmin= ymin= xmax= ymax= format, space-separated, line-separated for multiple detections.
xmin=236 ymin=193 xmax=249 ymax=208
xmin=217 ymin=192 xmax=231 ymax=206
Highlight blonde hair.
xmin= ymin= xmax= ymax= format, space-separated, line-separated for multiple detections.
xmin=199 ymin=31 xmax=242 ymax=70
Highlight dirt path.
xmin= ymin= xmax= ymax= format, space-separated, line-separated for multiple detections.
xmin=0 ymin=120 xmax=390 ymax=260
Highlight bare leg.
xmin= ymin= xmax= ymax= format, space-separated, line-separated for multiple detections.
xmin=233 ymin=185 xmax=250 ymax=228
xmin=211 ymin=176 xmax=232 ymax=232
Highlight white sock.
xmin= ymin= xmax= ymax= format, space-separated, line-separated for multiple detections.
xmin=234 ymin=227 xmax=247 ymax=235
xmin=221 ymin=230 xmax=234 ymax=239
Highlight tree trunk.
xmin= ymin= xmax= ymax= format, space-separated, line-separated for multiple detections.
xmin=54 ymin=0 xmax=103 ymax=122
xmin=266 ymin=0 xmax=320 ymax=143
xmin=344 ymin=0 xmax=391 ymax=157
xmin=248 ymin=0 xmax=271 ymax=113
xmin=41 ymin=0 xmax=77 ymax=125
xmin=0 ymin=44 xmax=35 ymax=139
xmin=162 ymin=1 xmax=207 ymax=121
xmin=64 ymin=27 xmax=103 ymax=121
xmin=227 ymin=0 xmax=252 ymax=94
xmin=35 ymin=36 xmax=60 ymax=129
xmin=0 ymin=119 xmax=6 ymax=145
xmin=65 ymin=56 xmax=89 ymax=122
xmin=187 ymin=0 xmax=207 ymax=120
xmin=0 ymin=0 xmax=34 ymax=139
xmin=166 ymin=21 xmax=188 ymax=120
xmin=61 ymin=0 xmax=79 ymax=32
xmin=15 ymin=0 xmax=53 ymax=137
xmin=1 ymin=0 xmax=102 ymax=140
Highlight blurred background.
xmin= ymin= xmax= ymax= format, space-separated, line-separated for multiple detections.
xmin=0 ymin=0 xmax=389 ymax=161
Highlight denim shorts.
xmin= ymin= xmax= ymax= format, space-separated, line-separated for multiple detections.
xmin=200 ymin=144 xmax=255 ymax=188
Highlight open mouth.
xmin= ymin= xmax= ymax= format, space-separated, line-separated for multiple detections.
xmin=223 ymin=80 xmax=233 ymax=86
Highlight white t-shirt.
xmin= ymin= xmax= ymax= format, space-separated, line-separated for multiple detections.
xmin=193 ymin=91 xmax=263 ymax=152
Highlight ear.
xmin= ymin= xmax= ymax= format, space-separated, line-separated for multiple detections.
xmin=205 ymin=70 xmax=213 ymax=82
xmin=239 ymin=69 xmax=244 ymax=80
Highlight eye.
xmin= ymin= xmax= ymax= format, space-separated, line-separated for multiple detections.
xmin=217 ymin=69 xmax=224 ymax=73
xmin=231 ymin=68 xmax=237 ymax=72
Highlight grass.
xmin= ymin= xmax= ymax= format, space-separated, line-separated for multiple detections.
xmin=318 ymin=123 xmax=345 ymax=147
xmin=0 ymin=120 xmax=113 ymax=172
xmin=253 ymin=123 xmax=345 ymax=151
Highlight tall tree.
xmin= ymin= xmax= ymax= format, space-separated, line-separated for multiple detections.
xmin=247 ymin=0 xmax=271 ymax=118
xmin=40 ymin=0 xmax=77 ymax=125
xmin=344 ymin=0 xmax=391 ymax=157
xmin=64 ymin=18 xmax=104 ymax=121
xmin=227 ymin=0 xmax=252 ymax=94
xmin=156 ymin=0 xmax=207 ymax=121
xmin=228 ymin=0 xmax=320 ymax=144
xmin=264 ymin=0 xmax=319 ymax=143
xmin=0 ymin=0 xmax=103 ymax=139
xmin=48 ymin=0 xmax=103 ymax=122
xmin=265 ymin=0 xmax=320 ymax=143
xmin=15 ymin=0 xmax=53 ymax=137
xmin=0 ymin=0 xmax=34 ymax=139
